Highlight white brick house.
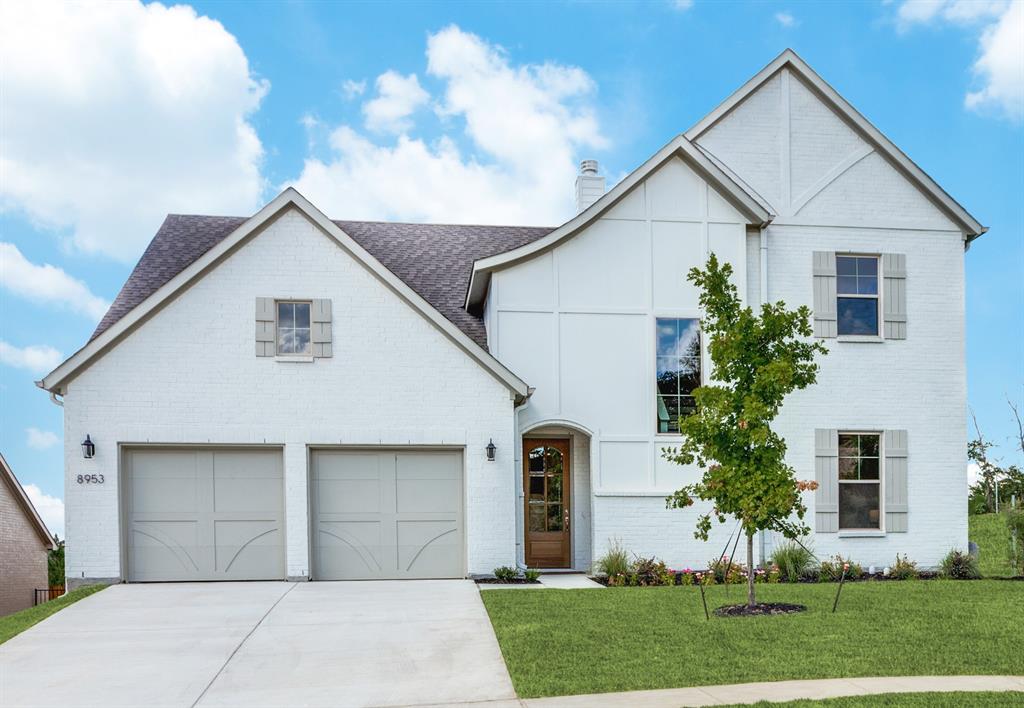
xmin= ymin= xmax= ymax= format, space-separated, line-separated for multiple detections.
xmin=41 ymin=50 xmax=984 ymax=586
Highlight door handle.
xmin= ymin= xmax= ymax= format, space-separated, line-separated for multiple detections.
xmin=564 ymin=509 xmax=570 ymax=532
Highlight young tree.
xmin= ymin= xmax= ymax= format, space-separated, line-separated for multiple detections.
xmin=664 ymin=254 xmax=827 ymax=608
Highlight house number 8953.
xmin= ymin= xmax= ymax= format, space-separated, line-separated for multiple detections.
xmin=76 ymin=474 xmax=105 ymax=484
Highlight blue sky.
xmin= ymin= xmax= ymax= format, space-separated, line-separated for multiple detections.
xmin=1 ymin=0 xmax=1022 ymax=535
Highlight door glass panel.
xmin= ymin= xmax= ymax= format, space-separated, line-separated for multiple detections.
xmin=546 ymin=474 xmax=562 ymax=503
xmin=529 ymin=476 xmax=545 ymax=500
xmin=547 ymin=504 xmax=563 ymax=531
xmin=545 ymin=447 xmax=563 ymax=475
xmin=528 ymin=504 xmax=545 ymax=532
xmin=528 ymin=448 xmax=545 ymax=472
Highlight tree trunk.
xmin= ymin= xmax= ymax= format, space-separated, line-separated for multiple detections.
xmin=746 ymin=531 xmax=756 ymax=608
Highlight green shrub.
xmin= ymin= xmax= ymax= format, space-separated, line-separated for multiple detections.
xmin=493 ymin=566 xmax=520 ymax=582
xmin=1007 ymin=509 xmax=1024 ymax=575
xmin=707 ymin=556 xmax=744 ymax=584
xmin=524 ymin=568 xmax=541 ymax=582
xmin=939 ymin=549 xmax=981 ymax=579
xmin=819 ymin=554 xmax=863 ymax=582
xmin=890 ymin=554 xmax=918 ymax=580
xmin=631 ymin=556 xmax=674 ymax=586
xmin=596 ymin=539 xmax=631 ymax=581
xmin=770 ymin=541 xmax=815 ymax=582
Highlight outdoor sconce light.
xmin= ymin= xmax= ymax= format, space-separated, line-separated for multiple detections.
xmin=486 ymin=439 xmax=496 ymax=462
xmin=81 ymin=435 xmax=95 ymax=459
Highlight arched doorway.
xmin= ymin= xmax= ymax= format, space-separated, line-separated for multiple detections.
xmin=522 ymin=439 xmax=571 ymax=568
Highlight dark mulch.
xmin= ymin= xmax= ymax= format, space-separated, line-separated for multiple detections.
xmin=714 ymin=602 xmax=807 ymax=617
xmin=475 ymin=578 xmax=541 ymax=585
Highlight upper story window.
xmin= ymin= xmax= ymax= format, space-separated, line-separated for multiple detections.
xmin=838 ymin=432 xmax=881 ymax=530
xmin=656 ymin=318 xmax=701 ymax=434
xmin=836 ymin=255 xmax=879 ymax=336
xmin=277 ymin=301 xmax=312 ymax=356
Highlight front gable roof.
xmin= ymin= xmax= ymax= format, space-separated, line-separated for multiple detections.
xmin=39 ymin=189 xmax=536 ymax=401
xmin=685 ymin=49 xmax=986 ymax=240
xmin=464 ymin=134 xmax=774 ymax=311
xmin=1 ymin=453 xmax=55 ymax=549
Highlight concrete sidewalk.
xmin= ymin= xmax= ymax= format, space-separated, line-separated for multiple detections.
xmin=518 ymin=675 xmax=1024 ymax=707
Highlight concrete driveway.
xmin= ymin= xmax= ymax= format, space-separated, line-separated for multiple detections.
xmin=0 ymin=581 xmax=518 ymax=708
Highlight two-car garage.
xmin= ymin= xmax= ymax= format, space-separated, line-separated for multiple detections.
xmin=121 ymin=447 xmax=464 ymax=582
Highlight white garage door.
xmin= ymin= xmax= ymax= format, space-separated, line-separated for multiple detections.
xmin=123 ymin=448 xmax=285 ymax=582
xmin=311 ymin=449 xmax=464 ymax=580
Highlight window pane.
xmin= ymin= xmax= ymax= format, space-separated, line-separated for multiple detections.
xmin=679 ymin=396 xmax=697 ymax=417
xmin=528 ymin=476 xmax=544 ymax=500
xmin=838 ymin=434 xmax=858 ymax=457
xmin=528 ymin=504 xmax=545 ymax=532
xmin=528 ymin=448 xmax=545 ymax=473
xmin=278 ymin=302 xmax=295 ymax=328
xmin=838 ymin=456 xmax=859 ymax=480
xmin=656 ymin=364 xmax=678 ymax=396
xmin=860 ymin=434 xmax=880 ymax=457
xmin=294 ymin=303 xmax=311 ymax=328
xmin=839 ymin=483 xmax=880 ymax=529
xmin=857 ymin=257 xmax=878 ymax=277
xmin=836 ymin=256 xmax=857 ymax=276
xmin=293 ymin=328 xmax=311 ymax=355
xmin=678 ymin=357 xmax=701 ymax=393
xmin=545 ymin=447 xmax=563 ymax=476
xmin=547 ymin=474 xmax=562 ymax=503
xmin=837 ymin=275 xmax=858 ymax=295
xmin=678 ymin=320 xmax=701 ymax=358
xmin=278 ymin=328 xmax=297 ymax=354
xmin=656 ymin=319 xmax=679 ymax=356
xmin=859 ymin=457 xmax=880 ymax=480
xmin=837 ymin=297 xmax=878 ymax=336
xmin=658 ymin=395 xmax=681 ymax=433
xmin=547 ymin=505 xmax=563 ymax=531
xmin=857 ymin=275 xmax=878 ymax=295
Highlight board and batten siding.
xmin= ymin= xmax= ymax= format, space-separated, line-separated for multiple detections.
xmin=487 ymin=156 xmax=751 ymax=568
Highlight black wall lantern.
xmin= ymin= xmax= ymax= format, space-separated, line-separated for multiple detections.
xmin=486 ymin=439 xmax=496 ymax=462
xmin=81 ymin=435 xmax=95 ymax=459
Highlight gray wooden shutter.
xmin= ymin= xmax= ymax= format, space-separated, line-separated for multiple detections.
xmin=812 ymin=252 xmax=837 ymax=338
xmin=884 ymin=429 xmax=909 ymax=532
xmin=814 ymin=429 xmax=839 ymax=532
xmin=312 ymin=298 xmax=332 ymax=358
xmin=255 ymin=297 xmax=275 ymax=357
xmin=882 ymin=254 xmax=907 ymax=340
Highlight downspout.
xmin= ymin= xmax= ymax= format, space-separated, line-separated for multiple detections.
xmin=513 ymin=395 xmax=531 ymax=571
xmin=759 ymin=225 xmax=769 ymax=567
xmin=48 ymin=391 xmax=64 ymax=407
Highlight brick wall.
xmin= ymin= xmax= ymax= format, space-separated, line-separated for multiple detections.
xmin=0 ymin=479 xmax=49 ymax=615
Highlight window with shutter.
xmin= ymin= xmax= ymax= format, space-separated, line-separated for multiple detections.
xmin=255 ymin=298 xmax=332 ymax=359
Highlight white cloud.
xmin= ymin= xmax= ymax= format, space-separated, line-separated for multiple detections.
xmin=289 ymin=25 xmax=606 ymax=226
xmin=0 ymin=341 xmax=63 ymax=374
xmin=671 ymin=0 xmax=694 ymax=10
xmin=967 ymin=462 xmax=980 ymax=486
xmin=26 ymin=428 xmax=60 ymax=450
xmin=342 ymin=79 xmax=367 ymax=99
xmin=775 ymin=11 xmax=797 ymax=27
xmin=965 ymin=0 xmax=1023 ymax=120
xmin=894 ymin=0 xmax=1022 ymax=121
xmin=0 ymin=242 xmax=110 ymax=320
xmin=22 ymin=484 xmax=64 ymax=538
xmin=363 ymin=71 xmax=430 ymax=134
xmin=0 ymin=0 xmax=268 ymax=262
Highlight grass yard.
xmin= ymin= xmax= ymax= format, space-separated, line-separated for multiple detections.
xmin=970 ymin=513 xmax=1019 ymax=577
xmin=0 ymin=585 xmax=106 ymax=645
xmin=482 ymin=580 xmax=1024 ymax=698
xmin=733 ymin=692 xmax=1024 ymax=707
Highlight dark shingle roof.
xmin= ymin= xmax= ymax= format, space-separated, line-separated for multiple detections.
xmin=92 ymin=214 xmax=554 ymax=349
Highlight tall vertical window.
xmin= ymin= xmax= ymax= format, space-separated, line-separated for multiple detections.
xmin=656 ymin=318 xmax=701 ymax=434
xmin=836 ymin=255 xmax=879 ymax=336
xmin=838 ymin=432 xmax=881 ymax=530
xmin=277 ymin=301 xmax=312 ymax=355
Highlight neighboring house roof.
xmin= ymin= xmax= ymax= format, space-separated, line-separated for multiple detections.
xmin=685 ymin=48 xmax=986 ymax=240
xmin=0 ymin=453 xmax=55 ymax=549
xmin=92 ymin=215 xmax=553 ymax=349
xmin=464 ymin=134 xmax=775 ymax=311
xmin=39 ymin=189 xmax=536 ymax=401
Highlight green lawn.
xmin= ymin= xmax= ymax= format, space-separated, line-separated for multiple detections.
xmin=482 ymin=580 xmax=1024 ymax=698
xmin=970 ymin=513 xmax=1018 ymax=577
xmin=0 ymin=585 xmax=106 ymax=644
xmin=732 ymin=692 xmax=1024 ymax=707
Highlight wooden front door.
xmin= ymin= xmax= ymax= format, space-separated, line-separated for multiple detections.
xmin=523 ymin=439 xmax=571 ymax=568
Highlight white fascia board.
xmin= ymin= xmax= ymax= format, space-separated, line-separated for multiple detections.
xmin=39 ymin=188 xmax=531 ymax=402
xmin=464 ymin=136 xmax=772 ymax=310
xmin=685 ymin=48 xmax=985 ymax=239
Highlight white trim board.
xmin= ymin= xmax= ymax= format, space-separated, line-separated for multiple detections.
xmin=38 ymin=188 xmax=531 ymax=403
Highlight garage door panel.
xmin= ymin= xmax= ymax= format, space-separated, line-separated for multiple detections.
xmin=316 ymin=521 xmax=384 ymax=577
xmin=397 ymin=520 xmax=460 ymax=576
xmin=312 ymin=449 xmax=463 ymax=580
xmin=124 ymin=448 xmax=283 ymax=582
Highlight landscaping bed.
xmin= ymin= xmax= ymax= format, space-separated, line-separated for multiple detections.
xmin=731 ymin=692 xmax=1024 ymax=707
xmin=481 ymin=580 xmax=1024 ymax=698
